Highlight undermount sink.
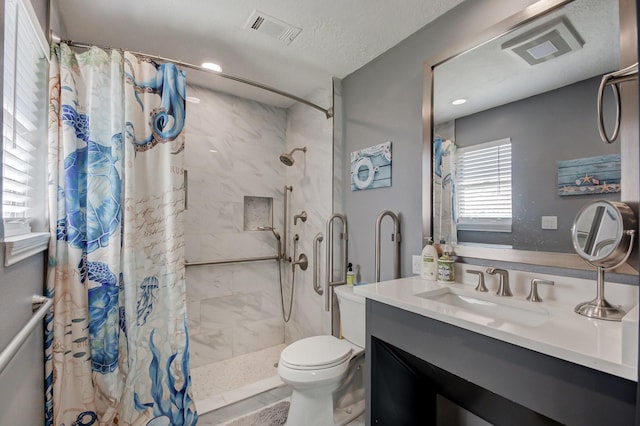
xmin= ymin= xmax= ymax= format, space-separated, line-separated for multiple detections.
xmin=416 ymin=288 xmax=551 ymax=327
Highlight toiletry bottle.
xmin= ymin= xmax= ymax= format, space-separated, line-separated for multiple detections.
xmin=421 ymin=238 xmax=438 ymax=280
xmin=437 ymin=248 xmax=455 ymax=283
xmin=346 ymin=263 xmax=355 ymax=285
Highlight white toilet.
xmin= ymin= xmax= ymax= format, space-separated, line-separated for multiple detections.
xmin=278 ymin=285 xmax=365 ymax=426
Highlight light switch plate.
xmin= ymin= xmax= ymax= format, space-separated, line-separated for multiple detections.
xmin=412 ymin=255 xmax=421 ymax=275
xmin=541 ymin=215 xmax=558 ymax=230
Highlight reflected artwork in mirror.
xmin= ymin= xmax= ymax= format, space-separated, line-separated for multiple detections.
xmin=423 ymin=0 xmax=639 ymax=272
xmin=570 ymin=200 xmax=636 ymax=320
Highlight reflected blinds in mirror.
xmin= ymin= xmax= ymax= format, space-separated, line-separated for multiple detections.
xmin=456 ymin=138 xmax=512 ymax=232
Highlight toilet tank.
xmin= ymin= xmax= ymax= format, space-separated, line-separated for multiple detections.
xmin=335 ymin=285 xmax=365 ymax=348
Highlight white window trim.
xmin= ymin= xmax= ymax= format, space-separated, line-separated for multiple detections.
xmin=4 ymin=231 xmax=49 ymax=266
xmin=456 ymin=218 xmax=512 ymax=232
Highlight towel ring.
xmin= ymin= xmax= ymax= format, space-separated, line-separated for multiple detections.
xmin=597 ymin=62 xmax=638 ymax=144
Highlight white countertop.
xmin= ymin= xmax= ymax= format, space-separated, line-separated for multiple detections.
xmin=355 ymin=277 xmax=638 ymax=381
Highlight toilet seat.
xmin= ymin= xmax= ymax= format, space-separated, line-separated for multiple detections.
xmin=280 ymin=335 xmax=352 ymax=370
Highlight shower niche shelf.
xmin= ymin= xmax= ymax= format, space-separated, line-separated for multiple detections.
xmin=243 ymin=196 xmax=273 ymax=231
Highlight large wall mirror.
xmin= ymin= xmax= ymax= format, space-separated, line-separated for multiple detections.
xmin=422 ymin=0 xmax=639 ymax=273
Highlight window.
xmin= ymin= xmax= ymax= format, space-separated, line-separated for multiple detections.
xmin=1 ymin=0 xmax=49 ymax=265
xmin=455 ymin=138 xmax=512 ymax=232
xmin=2 ymin=0 xmax=49 ymax=238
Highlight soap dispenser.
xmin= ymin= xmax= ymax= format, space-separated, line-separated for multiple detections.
xmin=421 ymin=238 xmax=438 ymax=280
xmin=437 ymin=245 xmax=455 ymax=283
xmin=346 ymin=263 xmax=355 ymax=285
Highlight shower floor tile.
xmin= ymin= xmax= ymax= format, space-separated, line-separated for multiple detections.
xmin=192 ymin=343 xmax=286 ymax=414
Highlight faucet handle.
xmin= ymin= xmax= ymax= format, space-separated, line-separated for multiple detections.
xmin=467 ymin=270 xmax=487 ymax=292
xmin=527 ymin=279 xmax=554 ymax=302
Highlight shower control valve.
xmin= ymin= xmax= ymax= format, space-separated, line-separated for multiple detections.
xmin=294 ymin=210 xmax=308 ymax=225
xmin=292 ymin=253 xmax=308 ymax=271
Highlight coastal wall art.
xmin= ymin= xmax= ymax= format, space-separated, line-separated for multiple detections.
xmin=557 ymin=154 xmax=621 ymax=196
xmin=350 ymin=141 xmax=392 ymax=191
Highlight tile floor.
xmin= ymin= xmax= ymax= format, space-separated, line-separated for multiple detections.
xmin=197 ymin=385 xmax=292 ymax=425
xmin=192 ymin=344 xmax=286 ymax=414
xmin=197 ymin=387 xmax=365 ymax=426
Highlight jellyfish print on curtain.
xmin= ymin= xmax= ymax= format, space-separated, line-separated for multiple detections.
xmin=45 ymin=43 xmax=196 ymax=426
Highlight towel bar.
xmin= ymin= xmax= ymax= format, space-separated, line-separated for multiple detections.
xmin=0 ymin=295 xmax=53 ymax=376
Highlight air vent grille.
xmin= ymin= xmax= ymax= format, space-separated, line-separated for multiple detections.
xmin=251 ymin=16 xmax=264 ymax=30
xmin=244 ymin=10 xmax=302 ymax=45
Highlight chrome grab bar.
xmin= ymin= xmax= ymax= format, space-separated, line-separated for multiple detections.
xmin=313 ymin=232 xmax=324 ymax=295
xmin=325 ymin=213 xmax=348 ymax=312
xmin=185 ymin=255 xmax=279 ymax=266
xmin=0 ymin=295 xmax=53 ymax=376
xmin=184 ymin=170 xmax=188 ymax=210
xmin=597 ymin=62 xmax=638 ymax=144
xmin=283 ymin=185 xmax=293 ymax=261
xmin=375 ymin=210 xmax=401 ymax=282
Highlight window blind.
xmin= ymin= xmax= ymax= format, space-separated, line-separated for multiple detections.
xmin=456 ymin=138 xmax=512 ymax=232
xmin=2 ymin=0 xmax=49 ymax=237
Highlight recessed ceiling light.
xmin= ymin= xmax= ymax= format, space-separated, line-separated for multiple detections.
xmin=201 ymin=62 xmax=222 ymax=72
xmin=451 ymin=98 xmax=467 ymax=105
xmin=185 ymin=96 xmax=201 ymax=104
xmin=209 ymin=149 xmax=218 ymax=153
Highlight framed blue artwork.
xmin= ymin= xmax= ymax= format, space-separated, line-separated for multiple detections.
xmin=557 ymin=154 xmax=621 ymax=196
xmin=350 ymin=142 xmax=392 ymax=191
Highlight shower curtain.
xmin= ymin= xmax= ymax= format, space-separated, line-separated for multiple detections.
xmin=45 ymin=43 xmax=197 ymax=426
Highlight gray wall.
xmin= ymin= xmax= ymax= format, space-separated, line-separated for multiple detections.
xmin=456 ymin=77 xmax=619 ymax=252
xmin=0 ymin=252 xmax=46 ymax=425
xmin=0 ymin=1 xmax=48 ymax=424
xmin=342 ymin=0 xmax=538 ymax=283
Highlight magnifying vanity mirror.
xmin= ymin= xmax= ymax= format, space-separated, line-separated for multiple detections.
xmin=422 ymin=0 xmax=639 ymax=274
xmin=571 ymin=200 xmax=636 ymax=320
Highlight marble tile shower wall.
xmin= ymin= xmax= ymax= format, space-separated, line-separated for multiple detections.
xmin=283 ymin=87 xmax=334 ymax=343
xmin=184 ymin=84 xmax=288 ymax=368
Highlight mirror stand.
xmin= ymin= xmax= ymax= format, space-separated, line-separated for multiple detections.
xmin=574 ymin=228 xmax=635 ymax=321
xmin=575 ymin=266 xmax=626 ymax=321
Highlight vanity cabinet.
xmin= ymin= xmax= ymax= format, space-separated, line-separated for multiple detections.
xmin=365 ymin=299 xmax=636 ymax=425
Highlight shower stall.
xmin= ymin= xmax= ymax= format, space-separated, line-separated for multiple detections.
xmin=183 ymin=83 xmax=335 ymax=413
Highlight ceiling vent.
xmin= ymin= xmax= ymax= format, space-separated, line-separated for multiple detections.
xmin=501 ymin=17 xmax=584 ymax=65
xmin=244 ymin=10 xmax=302 ymax=45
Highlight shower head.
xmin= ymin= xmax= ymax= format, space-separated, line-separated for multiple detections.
xmin=257 ymin=226 xmax=281 ymax=240
xmin=279 ymin=147 xmax=307 ymax=166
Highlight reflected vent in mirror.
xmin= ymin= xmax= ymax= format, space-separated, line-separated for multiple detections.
xmin=501 ymin=17 xmax=584 ymax=65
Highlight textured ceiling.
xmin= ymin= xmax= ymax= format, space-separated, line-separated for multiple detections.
xmin=55 ymin=0 xmax=465 ymax=107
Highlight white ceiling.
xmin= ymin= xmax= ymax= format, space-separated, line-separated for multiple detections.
xmin=55 ymin=0 xmax=465 ymax=108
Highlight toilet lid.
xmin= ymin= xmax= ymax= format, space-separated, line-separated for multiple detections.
xmin=280 ymin=336 xmax=352 ymax=370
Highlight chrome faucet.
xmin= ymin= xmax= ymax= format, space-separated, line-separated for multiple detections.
xmin=486 ymin=268 xmax=512 ymax=297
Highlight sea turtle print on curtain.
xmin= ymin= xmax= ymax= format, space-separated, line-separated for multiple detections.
xmin=45 ymin=43 xmax=196 ymax=426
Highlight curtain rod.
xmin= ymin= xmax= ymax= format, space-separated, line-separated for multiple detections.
xmin=50 ymin=33 xmax=334 ymax=119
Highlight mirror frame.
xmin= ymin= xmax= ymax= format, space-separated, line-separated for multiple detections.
xmin=571 ymin=200 xmax=636 ymax=267
xmin=422 ymin=0 xmax=639 ymax=275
